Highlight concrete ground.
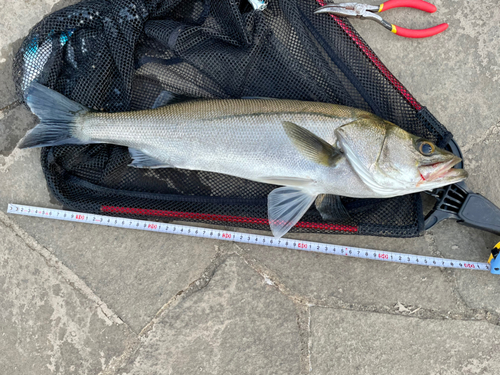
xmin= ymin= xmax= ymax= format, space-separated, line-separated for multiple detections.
xmin=1 ymin=0 xmax=500 ymax=374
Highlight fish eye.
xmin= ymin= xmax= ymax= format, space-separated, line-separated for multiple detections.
xmin=417 ymin=140 xmax=435 ymax=156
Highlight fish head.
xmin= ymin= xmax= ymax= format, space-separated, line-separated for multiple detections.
xmin=335 ymin=116 xmax=467 ymax=196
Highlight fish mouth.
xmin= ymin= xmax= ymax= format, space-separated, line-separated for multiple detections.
xmin=417 ymin=155 xmax=468 ymax=187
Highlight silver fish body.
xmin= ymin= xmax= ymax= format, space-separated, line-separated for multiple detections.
xmin=19 ymin=84 xmax=467 ymax=237
xmin=81 ymin=99 xmax=375 ymax=197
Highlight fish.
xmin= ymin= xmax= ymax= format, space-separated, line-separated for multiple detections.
xmin=18 ymin=83 xmax=467 ymax=238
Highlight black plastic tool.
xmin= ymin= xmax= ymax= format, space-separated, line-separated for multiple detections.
xmin=424 ymin=139 xmax=500 ymax=235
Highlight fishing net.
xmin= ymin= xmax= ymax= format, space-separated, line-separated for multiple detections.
xmin=13 ymin=0 xmax=452 ymax=237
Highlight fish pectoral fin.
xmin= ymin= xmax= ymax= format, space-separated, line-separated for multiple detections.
xmin=282 ymin=121 xmax=343 ymax=167
xmin=259 ymin=176 xmax=315 ymax=186
xmin=268 ymin=187 xmax=317 ymax=238
xmin=128 ymin=148 xmax=172 ymax=169
xmin=315 ymin=194 xmax=351 ymax=221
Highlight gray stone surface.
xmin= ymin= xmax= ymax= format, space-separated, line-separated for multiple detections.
xmin=0 ymin=41 xmax=18 ymax=109
xmin=0 ymin=0 xmax=500 ymax=374
xmin=119 ymin=256 xmax=302 ymax=375
xmin=311 ymin=307 xmax=500 ymax=375
xmin=430 ymin=221 xmax=500 ymax=314
xmin=0 ymin=104 xmax=37 ymax=156
xmin=12 ymin=213 xmax=220 ymax=333
xmin=233 ymin=233 xmax=464 ymax=313
xmin=0 ymin=215 xmax=135 ymax=375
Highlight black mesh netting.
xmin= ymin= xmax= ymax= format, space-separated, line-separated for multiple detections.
xmin=13 ymin=0 xmax=452 ymax=237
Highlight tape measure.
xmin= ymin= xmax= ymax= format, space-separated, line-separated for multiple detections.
xmin=7 ymin=203 xmax=496 ymax=274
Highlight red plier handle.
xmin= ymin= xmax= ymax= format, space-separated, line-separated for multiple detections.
xmin=378 ymin=0 xmax=436 ymax=13
xmin=379 ymin=0 xmax=448 ymax=38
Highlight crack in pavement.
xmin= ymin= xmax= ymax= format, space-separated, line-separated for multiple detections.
xmin=0 ymin=210 xmax=124 ymax=326
xmin=91 ymin=237 xmax=500 ymax=374
xmin=6 ymin=221 xmax=494 ymax=375
xmin=296 ymin=304 xmax=312 ymax=374
xmin=0 ymin=100 xmax=21 ymax=114
xmin=232 ymin=242 xmax=500 ymax=326
xmin=139 ymin=245 xmax=227 ymax=338
xmin=99 ymin=245 xmax=229 ymax=375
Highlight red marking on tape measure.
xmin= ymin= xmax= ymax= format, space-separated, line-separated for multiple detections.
xmin=101 ymin=206 xmax=358 ymax=233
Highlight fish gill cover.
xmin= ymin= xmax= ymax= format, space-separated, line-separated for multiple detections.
xmin=13 ymin=0 xmax=452 ymax=237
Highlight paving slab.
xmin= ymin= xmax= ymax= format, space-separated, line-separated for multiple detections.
xmin=0 ymin=0 xmax=74 ymax=47
xmin=429 ymin=220 xmax=500 ymax=314
xmin=118 ymin=255 xmax=302 ymax=375
xmin=462 ymin=129 xmax=500 ymax=213
xmin=13 ymin=213 xmax=221 ymax=333
xmin=0 ymin=104 xmax=37 ymax=156
xmin=0 ymin=41 xmax=18 ymax=109
xmin=0 ymin=215 xmax=135 ymax=375
xmin=232 ymin=233 xmax=464 ymax=313
xmin=311 ymin=307 xmax=500 ymax=375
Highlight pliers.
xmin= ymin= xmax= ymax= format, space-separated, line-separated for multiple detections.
xmin=315 ymin=0 xmax=448 ymax=38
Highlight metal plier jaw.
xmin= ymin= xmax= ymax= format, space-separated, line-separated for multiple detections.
xmin=316 ymin=3 xmax=392 ymax=30
xmin=315 ymin=0 xmax=448 ymax=38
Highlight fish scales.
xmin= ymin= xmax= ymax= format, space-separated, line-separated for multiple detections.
xmin=81 ymin=99 xmax=371 ymax=196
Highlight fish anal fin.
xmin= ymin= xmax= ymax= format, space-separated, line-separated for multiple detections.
xmin=128 ymin=148 xmax=172 ymax=169
xmin=282 ymin=121 xmax=342 ymax=167
xmin=268 ymin=186 xmax=317 ymax=238
xmin=315 ymin=194 xmax=351 ymax=221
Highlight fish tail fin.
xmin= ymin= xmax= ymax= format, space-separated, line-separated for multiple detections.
xmin=18 ymin=83 xmax=90 ymax=149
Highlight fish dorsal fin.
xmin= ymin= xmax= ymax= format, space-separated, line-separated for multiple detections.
xmin=128 ymin=148 xmax=172 ymax=168
xmin=282 ymin=121 xmax=342 ymax=167
xmin=315 ymin=194 xmax=351 ymax=221
xmin=268 ymin=186 xmax=317 ymax=238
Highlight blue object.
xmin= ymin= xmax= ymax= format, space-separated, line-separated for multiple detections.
xmin=60 ymin=29 xmax=75 ymax=45
xmin=248 ymin=0 xmax=267 ymax=11
xmin=490 ymin=253 xmax=500 ymax=275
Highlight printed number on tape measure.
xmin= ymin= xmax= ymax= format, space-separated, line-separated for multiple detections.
xmin=7 ymin=204 xmax=491 ymax=273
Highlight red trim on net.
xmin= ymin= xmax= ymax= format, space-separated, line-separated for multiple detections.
xmin=101 ymin=206 xmax=358 ymax=233
xmin=315 ymin=0 xmax=422 ymax=111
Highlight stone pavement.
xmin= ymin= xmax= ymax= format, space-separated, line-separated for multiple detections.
xmin=1 ymin=0 xmax=500 ymax=374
